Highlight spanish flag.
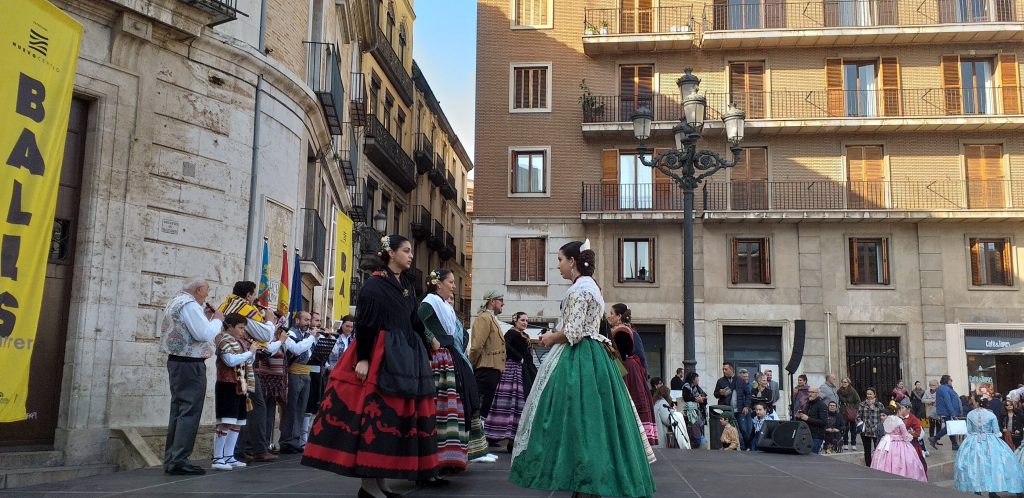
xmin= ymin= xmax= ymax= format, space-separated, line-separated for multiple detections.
xmin=277 ymin=246 xmax=289 ymax=316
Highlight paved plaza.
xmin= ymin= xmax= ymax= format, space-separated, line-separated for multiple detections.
xmin=2 ymin=447 xmax=957 ymax=498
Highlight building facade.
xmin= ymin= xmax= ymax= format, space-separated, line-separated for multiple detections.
xmin=0 ymin=0 xmax=471 ymax=477
xmin=475 ymin=0 xmax=1024 ymax=412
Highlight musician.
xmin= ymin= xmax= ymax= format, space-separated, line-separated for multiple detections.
xmin=278 ymin=311 xmax=318 ymax=453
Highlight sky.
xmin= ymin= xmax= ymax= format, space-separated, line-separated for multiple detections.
xmin=413 ymin=2 xmax=477 ymax=171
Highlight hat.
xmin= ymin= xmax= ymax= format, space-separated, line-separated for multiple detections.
xmin=482 ymin=290 xmax=504 ymax=301
xmin=899 ymin=397 xmax=913 ymax=409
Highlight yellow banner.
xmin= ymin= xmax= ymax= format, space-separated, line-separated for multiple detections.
xmin=0 ymin=0 xmax=82 ymax=422
xmin=332 ymin=212 xmax=353 ymax=321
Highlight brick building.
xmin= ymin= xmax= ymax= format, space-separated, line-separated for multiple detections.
xmin=474 ymin=0 xmax=1024 ymax=412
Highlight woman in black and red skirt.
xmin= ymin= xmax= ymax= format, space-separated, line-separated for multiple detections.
xmin=302 ymin=234 xmax=438 ymax=498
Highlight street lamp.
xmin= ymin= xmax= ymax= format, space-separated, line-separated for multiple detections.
xmin=372 ymin=210 xmax=387 ymax=233
xmin=629 ymin=67 xmax=746 ymax=376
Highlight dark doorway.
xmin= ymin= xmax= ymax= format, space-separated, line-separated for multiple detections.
xmin=846 ymin=336 xmax=902 ymax=406
xmin=0 ymin=98 xmax=88 ymax=448
xmin=635 ymin=324 xmax=665 ymax=380
xmin=723 ymin=326 xmax=783 ymax=390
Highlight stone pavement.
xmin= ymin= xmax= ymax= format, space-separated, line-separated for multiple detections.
xmin=2 ymin=446 xmax=960 ymax=497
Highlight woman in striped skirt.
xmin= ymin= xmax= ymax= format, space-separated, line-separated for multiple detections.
xmin=484 ymin=312 xmax=536 ymax=452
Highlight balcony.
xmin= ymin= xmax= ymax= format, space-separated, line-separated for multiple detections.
xmin=583 ymin=6 xmax=696 ymax=55
xmin=440 ymin=232 xmax=456 ymax=261
xmin=441 ymin=171 xmax=458 ymax=201
xmin=411 ymin=205 xmax=431 ymax=240
xmin=364 ymin=114 xmax=416 ymax=192
xmin=304 ymin=42 xmax=344 ymax=135
xmin=179 ymin=0 xmax=243 ymax=26
xmin=427 ymin=220 xmax=444 ymax=250
xmin=371 ymin=27 xmax=414 ymax=105
xmin=582 ymin=87 xmax=1024 ymax=136
xmin=581 ymin=181 xmax=1024 ymax=222
xmin=700 ymin=0 xmax=1024 ymax=49
xmin=300 ymin=208 xmax=327 ymax=274
xmin=348 ymin=178 xmax=367 ymax=223
xmin=414 ymin=133 xmax=434 ymax=175
xmin=406 ymin=267 xmax=424 ymax=296
xmin=429 ymin=154 xmax=447 ymax=187
xmin=332 ymin=135 xmax=356 ymax=187
xmin=350 ymin=72 xmax=368 ymax=127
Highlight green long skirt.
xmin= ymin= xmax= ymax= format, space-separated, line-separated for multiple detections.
xmin=510 ymin=339 xmax=655 ymax=497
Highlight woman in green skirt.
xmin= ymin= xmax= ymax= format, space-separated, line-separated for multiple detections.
xmin=510 ymin=240 xmax=655 ymax=498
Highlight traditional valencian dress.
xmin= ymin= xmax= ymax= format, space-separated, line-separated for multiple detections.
xmin=418 ymin=293 xmax=469 ymax=473
xmin=955 ymin=407 xmax=1024 ymax=494
xmin=510 ymin=276 xmax=655 ymax=498
xmin=870 ymin=415 xmax=928 ymax=482
xmin=301 ymin=271 xmax=438 ymax=480
xmin=612 ymin=324 xmax=657 ymax=445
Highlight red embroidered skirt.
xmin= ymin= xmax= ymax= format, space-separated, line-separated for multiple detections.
xmin=301 ymin=331 xmax=438 ymax=479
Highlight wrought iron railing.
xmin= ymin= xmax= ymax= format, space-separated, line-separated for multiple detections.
xmin=304 ymin=42 xmax=344 ymax=135
xmin=582 ymin=87 xmax=1024 ymax=123
xmin=350 ymin=72 xmax=368 ymax=127
xmin=702 ymin=0 xmax=1022 ymax=31
xmin=414 ymin=133 xmax=434 ymax=174
xmin=364 ymin=114 xmax=416 ymax=192
xmin=300 ymin=208 xmax=327 ymax=273
xmin=583 ymin=6 xmax=695 ymax=34
xmin=348 ymin=178 xmax=367 ymax=223
xmin=179 ymin=0 xmax=243 ymax=26
xmin=411 ymin=205 xmax=431 ymax=240
xmin=428 ymin=220 xmax=444 ymax=250
xmin=371 ymin=26 xmax=414 ymax=104
xmin=441 ymin=171 xmax=458 ymax=200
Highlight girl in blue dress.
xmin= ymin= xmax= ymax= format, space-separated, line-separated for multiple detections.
xmin=954 ymin=394 xmax=1024 ymax=496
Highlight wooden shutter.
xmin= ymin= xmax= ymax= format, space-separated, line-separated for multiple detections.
xmin=602 ymin=149 xmax=620 ymax=210
xmin=731 ymin=147 xmax=768 ymax=210
xmin=938 ymin=0 xmax=955 ymax=23
xmin=880 ymin=57 xmax=902 ymax=116
xmin=731 ymin=62 xmax=766 ymax=119
xmin=995 ymin=0 xmax=1015 ymax=20
xmin=847 ymin=146 xmax=885 ymax=208
xmin=765 ymin=0 xmax=785 ymax=28
xmin=510 ymin=239 xmax=522 ymax=281
xmin=849 ymin=238 xmax=860 ymax=284
xmin=652 ymin=147 xmax=673 ymax=209
xmin=824 ymin=0 xmax=839 ymax=26
xmin=942 ymin=55 xmax=962 ymax=115
xmin=969 ymin=239 xmax=982 ymax=286
xmin=731 ymin=238 xmax=740 ymax=284
xmin=620 ymin=65 xmax=653 ymax=121
xmin=878 ymin=0 xmax=898 ymax=24
xmin=826 ymin=58 xmax=844 ymax=117
xmin=1002 ymin=239 xmax=1013 ymax=285
xmin=999 ymin=54 xmax=1020 ymax=114
xmin=965 ymin=144 xmax=1006 ymax=208
xmin=713 ymin=0 xmax=727 ymax=30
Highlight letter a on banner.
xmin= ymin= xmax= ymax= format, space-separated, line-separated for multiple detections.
xmin=0 ymin=0 xmax=82 ymax=422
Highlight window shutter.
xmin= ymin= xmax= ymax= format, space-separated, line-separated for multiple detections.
xmin=637 ymin=65 xmax=654 ymax=105
xmin=878 ymin=0 xmax=898 ymax=24
xmin=713 ymin=0 xmax=727 ymax=30
xmin=942 ymin=55 xmax=962 ymax=115
xmin=824 ymin=0 xmax=839 ymax=26
xmin=511 ymin=239 xmax=522 ymax=281
xmin=748 ymin=62 xmax=766 ymax=119
xmin=826 ymin=58 xmax=844 ymax=117
xmin=995 ymin=0 xmax=1015 ymax=20
xmin=849 ymin=238 xmax=860 ymax=284
xmin=765 ymin=0 xmax=785 ymax=28
xmin=1002 ymin=239 xmax=1013 ymax=285
xmin=729 ymin=63 xmax=749 ymax=120
xmin=880 ymin=57 xmax=902 ymax=117
xmin=970 ymin=240 xmax=982 ymax=286
xmin=965 ymin=144 xmax=1005 ymax=209
xmin=602 ymin=149 xmax=620 ymax=210
xmin=938 ymin=0 xmax=955 ymax=23
xmin=653 ymin=148 xmax=673 ymax=209
xmin=880 ymin=239 xmax=890 ymax=285
xmin=731 ymin=238 xmax=740 ymax=284
xmin=999 ymin=54 xmax=1020 ymax=114
xmin=762 ymin=238 xmax=772 ymax=284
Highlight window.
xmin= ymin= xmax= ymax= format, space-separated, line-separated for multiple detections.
xmin=398 ymin=23 xmax=407 ymax=63
xmin=965 ymin=144 xmax=1006 ymax=209
xmin=618 ymin=152 xmax=653 ymax=209
xmin=827 ymin=57 xmax=901 ymax=117
xmin=732 ymin=238 xmax=770 ymax=285
xmin=970 ymin=238 xmax=1013 ymax=286
xmin=396 ymin=109 xmax=405 ymax=147
xmin=366 ymin=178 xmax=379 ymax=217
xmin=620 ymin=238 xmax=654 ymax=283
xmin=511 ymin=149 xmax=547 ymax=194
xmin=730 ymin=147 xmax=768 ymax=210
xmin=846 ymin=145 xmax=886 ymax=209
xmin=513 ymin=0 xmax=552 ymax=28
xmin=511 ymin=64 xmax=550 ymax=111
xmin=942 ymin=54 xmax=1020 ymax=115
xmin=727 ymin=0 xmax=762 ymax=29
xmin=849 ymin=237 xmax=890 ymax=285
xmin=393 ymin=205 xmax=402 ymax=238
xmin=621 ymin=0 xmax=654 ymax=33
xmin=510 ymin=237 xmax=546 ymax=282
xmin=380 ymin=192 xmax=391 ymax=231
xmin=369 ymin=73 xmax=381 ymax=116
xmin=729 ymin=62 xmax=765 ymax=119
xmin=843 ymin=61 xmax=877 ymax=117
xmin=383 ymin=93 xmax=394 ymax=133
xmin=620 ymin=64 xmax=654 ymax=122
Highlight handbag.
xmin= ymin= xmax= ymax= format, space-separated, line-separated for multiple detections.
xmin=844 ymin=405 xmax=857 ymax=423
xmin=945 ymin=419 xmax=968 ymax=436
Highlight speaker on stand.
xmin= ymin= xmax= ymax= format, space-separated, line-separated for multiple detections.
xmin=757 ymin=420 xmax=813 ymax=455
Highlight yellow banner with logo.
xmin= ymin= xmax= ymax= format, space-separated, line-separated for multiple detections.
xmin=0 ymin=0 xmax=82 ymax=422
xmin=332 ymin=212 xmax=354 ymax=322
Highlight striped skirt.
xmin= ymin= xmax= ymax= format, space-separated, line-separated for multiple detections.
xmin=467 ymin=416 xmax=489 ymax=460
xmin=484 ymin=360 xmax=526 ymax=442
xmin=431 ymin=348 xmax=468 ymax=472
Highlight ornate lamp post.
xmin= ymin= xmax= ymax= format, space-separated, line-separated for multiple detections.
xmin=629 ymin=68 xmax=746 ymax=375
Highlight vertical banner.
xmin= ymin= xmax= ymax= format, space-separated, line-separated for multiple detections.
xmin=332 ymin=212 xmax=353 ymax=321
xmin=0 ymin=0 xmax=82 ymax=422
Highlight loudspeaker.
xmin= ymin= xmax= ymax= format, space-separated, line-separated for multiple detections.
xmin=757 ymin=420 xmax=813 ymax=455
xmin=785 ymin=320 xmax=806 ymax=375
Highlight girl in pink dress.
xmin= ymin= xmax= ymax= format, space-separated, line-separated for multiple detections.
xmin=870 ymin=414 xmax=928 ymax=482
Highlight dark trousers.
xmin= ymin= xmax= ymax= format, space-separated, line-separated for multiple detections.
xmin=475 ymin=368 xmax=502 ymax=418
xmin=928 ymin=417 xmax=940 ymax=438
xmin=932 ymin=415 xmax=960 ymax=448
xmin=861 ymin=434 xmax=877 ymax=466
xmin=164 ymin=358 xmax=207 ymax=469
xmin=239 ymin=375 xmax=268 ymax=455
xmin=737 ymin=412 xmax=753 ymax=450
xmin=843 ymin=425 xmax=857 ymax=446
xmin=305 ymin=370 xmax=323 ymax=414
xmin=279 ymin=374 xmax=310 ymax=450
xmin=811 ymin=438 xmax=824 ymax=454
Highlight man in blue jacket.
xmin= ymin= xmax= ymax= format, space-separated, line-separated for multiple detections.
xmin=928 ymin=374 xmax=962 ymax=451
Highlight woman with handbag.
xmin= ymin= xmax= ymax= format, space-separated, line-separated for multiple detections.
xmin=858 ymin=388 xmax=886 ymax=466
xmin=510 ymin=240 xmax=655 ymax=498
xmin=838 ymin=378 xmax=861 ymax=451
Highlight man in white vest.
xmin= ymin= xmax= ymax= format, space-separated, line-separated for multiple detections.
xmin=160 ymin=277 xmax=224 ymax=475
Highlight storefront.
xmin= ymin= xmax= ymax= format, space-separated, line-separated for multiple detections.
xmin=964 ymin=329 xmax=1024 ymax=395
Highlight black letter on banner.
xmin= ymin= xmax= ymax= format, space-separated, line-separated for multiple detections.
xmin=6 ymin=129 xmax=44 ymax=175
xmin=0 ymin=292 xmax=17 ymax=339
xmin=1 ymin=235 xmax=19 ymax=280
xmin=8 ymin=182 xmax=31 ymax=225
xmin=16 ymin=73 xmax=46 ymax=123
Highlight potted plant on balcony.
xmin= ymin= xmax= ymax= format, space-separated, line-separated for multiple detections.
xmin=600 ymin=21 xmax=610 ymax=35
xmin=578 ymin=79 xmax=605 ymax=121
xmin=585 ymin=22 xmax=598 ymax=35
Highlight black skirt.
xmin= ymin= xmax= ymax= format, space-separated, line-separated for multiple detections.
xmin=215 ymin=381 xmax=248 ymax=424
